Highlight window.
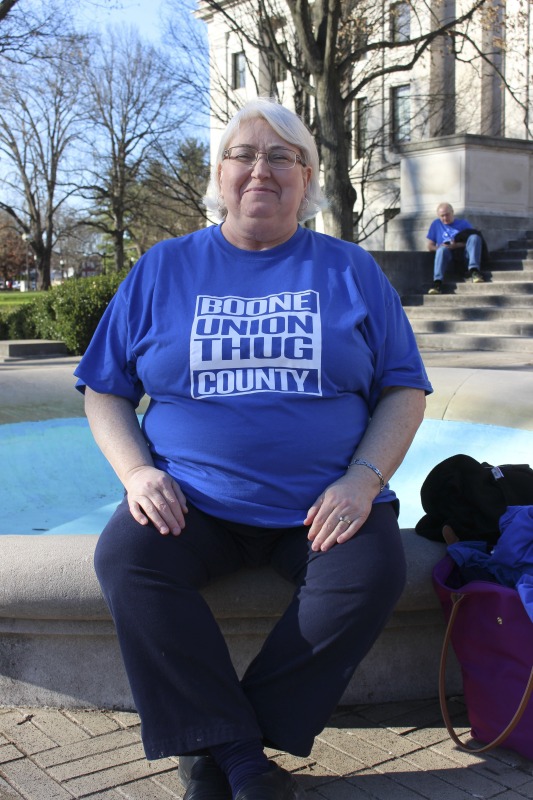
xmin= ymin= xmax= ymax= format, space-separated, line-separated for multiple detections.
xmin=232 ymin=52 xmax=246 ymax=90
xmin=391 ymin=85 xmax=411 ymax=145
xmin=390 ymin=2 xmax=410 ymax=43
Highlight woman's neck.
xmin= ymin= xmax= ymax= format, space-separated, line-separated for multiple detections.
xmin=220 ymin=218 xmax=298 ymax=251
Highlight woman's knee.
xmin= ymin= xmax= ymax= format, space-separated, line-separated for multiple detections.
xmin=94 ymin=499 xmax=234 ymax=596
xmin=94 ymin=498 xmax=175 ymax=589
xmin=318 ymin=504 xmax=405 ymax=605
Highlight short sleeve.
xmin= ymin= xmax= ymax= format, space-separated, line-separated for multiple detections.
xmin=426 ymin=220 xmax=438 ymax=242
xmin=354 ymin=254 xmax=433 ymax=411
xmin=74 ymin=286 xmax=145 ymax=406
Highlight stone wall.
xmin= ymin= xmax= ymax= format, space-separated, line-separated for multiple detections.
xmin=0 ymin=532 xmax=451 ymax=709
xmin=386 ymin=134 xmax=533 ymax=253
xmin=370 ymin=250 xmax=433 ymax=296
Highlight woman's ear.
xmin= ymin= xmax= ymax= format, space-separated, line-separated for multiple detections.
xmin=303 ymin=165 xmax=312 ymax=191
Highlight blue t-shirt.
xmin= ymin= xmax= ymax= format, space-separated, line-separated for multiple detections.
xmin=427 ymin=217 xmax=472 ymax=245
xmin=75 ymin=225 xmax=432 ymax=527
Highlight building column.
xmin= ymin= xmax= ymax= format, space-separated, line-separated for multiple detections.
xmin=429 ymin=0 xmax=456 ymax=136
xmin=480 ymin=0 xmax=505 ymax=136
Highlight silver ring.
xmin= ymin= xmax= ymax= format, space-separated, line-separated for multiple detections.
xmin=338 ymin=515 xmax=352 ymax=525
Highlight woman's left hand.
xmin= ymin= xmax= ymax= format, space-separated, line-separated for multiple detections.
xmin=304 ymin=470 xmax=377 ymax=552
xmin=304 ymin=387 xmax=426 ymax=552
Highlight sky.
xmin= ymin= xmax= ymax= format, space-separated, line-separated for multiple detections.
xmin=103 ymin=0 xmax=167 ymax=40
xmin=74 ymin=0 xmax=209 ymax=136
xmin=104 ymin=0 xmax=167 ymax=38
xmin=76 ymin=0 xmax=197 ymax=44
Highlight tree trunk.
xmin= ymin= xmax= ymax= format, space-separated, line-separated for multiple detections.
xmin=113 ymin=229 xmax=125 ymax=272
xmin=315 ymin=72 xmax=356 ymax=241
xmin=35 ymin=244 xmax=52 ymax=290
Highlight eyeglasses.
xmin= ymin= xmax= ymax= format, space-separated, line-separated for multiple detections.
xmin=222 ymin=146 xmax=306 ymax=170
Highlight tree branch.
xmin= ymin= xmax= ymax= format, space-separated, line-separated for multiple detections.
xmin=0 ymin=0 xmax=19 ymax=24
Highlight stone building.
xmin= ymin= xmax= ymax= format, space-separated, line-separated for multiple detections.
xmin=197 ymin=0 xmax=533 ymax=252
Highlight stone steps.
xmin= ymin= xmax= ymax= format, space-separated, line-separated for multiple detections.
xmin=457 ymin=280 xmax=533 ymax=293
xmin=402 ymin=234 xmax=533 ymax=354
xmin=487 ymin=269 xmax=533 ymax=282
xmin=414 ymin=332 xmax=533 ymax=352
xmin=489 ymin=255 xmax=533 ymax=267
xmin=407 ymin=305 xmax=533 ymax=321
xmin=414 ymin=319 xmax=533 ymax=336
xmin=507 ymin=238 xmax=533 ymax=249
xmin=403 ymin=292 xmax=531 ymax=307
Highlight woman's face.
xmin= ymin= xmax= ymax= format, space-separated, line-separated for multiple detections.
xmin=218 ymin=117 xmax=311 ymax=249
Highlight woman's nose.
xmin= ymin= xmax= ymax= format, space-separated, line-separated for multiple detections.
xmin=250 ymin=153 xmax=272 ymax=176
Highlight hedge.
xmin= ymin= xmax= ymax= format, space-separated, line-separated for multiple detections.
xmin=0 ymin=271 xmax=127 ymax=355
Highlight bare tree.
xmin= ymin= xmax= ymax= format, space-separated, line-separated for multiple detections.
xmin=127 ymin=139 xmax=210 ymax=255
xmin=163 ymin=0 xmax=212 ymax=131
xmin=78 ymin=27 xmax=192 ymax=271
xmin=53 ymin=206 xmax=108 ymax=279
xmin=0 ymin=0 xmax=83 ymax=63
xmin=0 ymin=45 xmax=86 ymax=288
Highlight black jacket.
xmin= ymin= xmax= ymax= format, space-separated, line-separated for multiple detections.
xmin=415 ymin=454 xmax=533 ymax=543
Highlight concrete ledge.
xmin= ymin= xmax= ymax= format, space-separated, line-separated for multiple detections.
xmin=0 ymin=531 xmax=453 ymax=709
xmin=0 ymin=340 xmax=69 ymax=359
xmin=425 ymin=367 xmax=533 ymax=430
xmin=371 ymin=250 xmax=433 ymax=296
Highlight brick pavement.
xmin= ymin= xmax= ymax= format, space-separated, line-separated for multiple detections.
xmin=1 ymin=700 xmax=532 ymax=799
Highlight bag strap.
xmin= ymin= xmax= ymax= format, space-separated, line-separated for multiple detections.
xmin=439 ymin=592 xmax=533 ymax=753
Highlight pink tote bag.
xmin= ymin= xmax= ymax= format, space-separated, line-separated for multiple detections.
xmin=433 ymin=555 xmax=533 ymax=759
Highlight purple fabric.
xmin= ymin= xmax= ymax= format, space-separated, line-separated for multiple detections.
xmin=433 ymin=555 xmax=533 ymax=759
xmin=447 ymin=505 xmax=533 ymax=621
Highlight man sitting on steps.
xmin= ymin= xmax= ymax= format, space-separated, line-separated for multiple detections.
xmin=426 ymin=202 xmax=485 ymax=294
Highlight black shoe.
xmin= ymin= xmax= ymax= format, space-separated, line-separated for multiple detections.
xmin=179 ymin=755 xmax=232 ymax=800
xmin=470 ymin=268 xmax=485 ymax=283
xmin=428 ymin=280 xmax=442 ymax=295
xmin=234 ymin=763 xmax=306 ymax=800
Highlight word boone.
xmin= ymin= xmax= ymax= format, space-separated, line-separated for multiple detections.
xmin=198 ymin=291 xmax=318 ymax=317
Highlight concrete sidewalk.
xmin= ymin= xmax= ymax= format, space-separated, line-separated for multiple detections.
xmin=1 ymin=349 xmax=533 ymax=798
xmin=2 ymin=699 xmax=533 ymax=799
xmin=1 ymin=348 xmax=533 ymax=427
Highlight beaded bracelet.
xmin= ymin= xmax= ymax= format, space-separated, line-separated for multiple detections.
xmin=348 ymin=458 xmax=385 ymax=492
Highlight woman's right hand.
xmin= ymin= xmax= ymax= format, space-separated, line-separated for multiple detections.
xmin=123 ymin=466 xmax=188 ymax=535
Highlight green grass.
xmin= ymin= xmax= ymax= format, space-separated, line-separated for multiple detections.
xmin=0 ymin=290 xmax=40 ymax=309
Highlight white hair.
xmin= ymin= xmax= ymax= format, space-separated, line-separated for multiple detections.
xmin=437 ymin=202 xmax=454 ymax=214
xmin=203 ymin=97 xmax=328 ymax=223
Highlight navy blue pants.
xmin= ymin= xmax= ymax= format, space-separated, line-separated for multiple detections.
xmin=94 ymin=498 xmax=405 ymax=760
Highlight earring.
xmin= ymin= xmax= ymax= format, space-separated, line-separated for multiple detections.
xmin=216 ymin=194 xmax=227 ymax=219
